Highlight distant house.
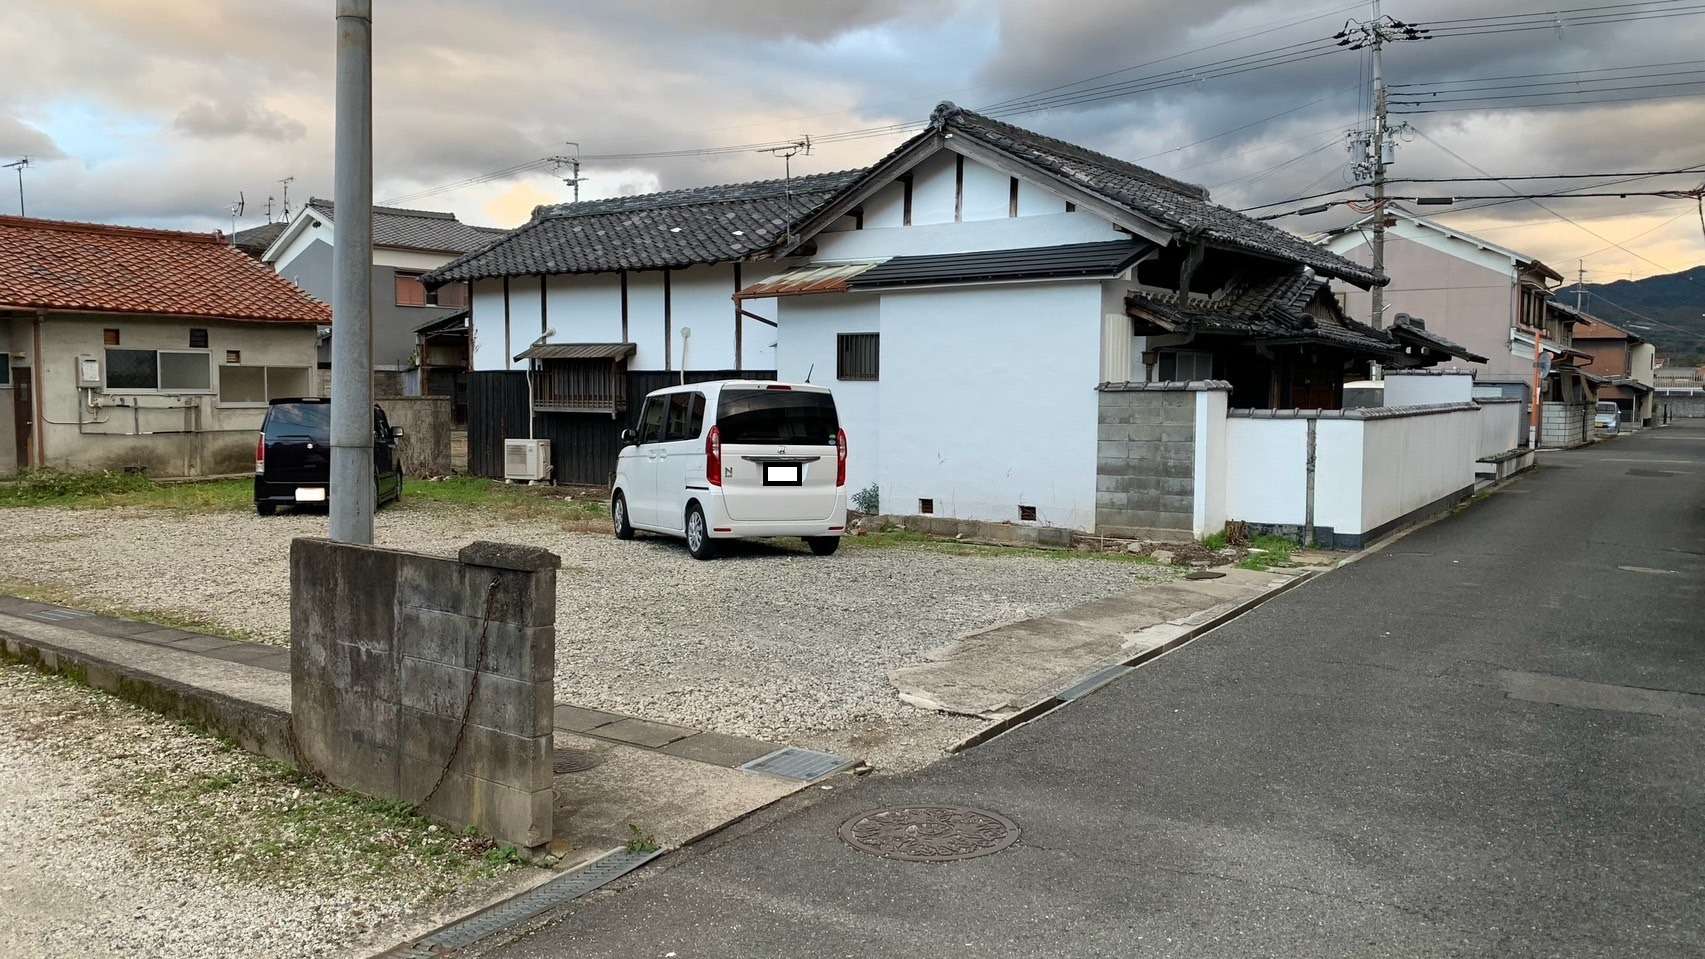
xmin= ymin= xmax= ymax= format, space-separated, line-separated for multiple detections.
xmin=0 ymin=216 xmax=329 ymax=477
xmin=260 ymin=198 xmax=503 ymax=392
xmin=1560 ymin=305 xmax=1655 ymax=427
xmin=1324 ymin=208 xmax=1598 ymax=446
xmin=425 ymin=102 xmax=1491 ymax=541
xmin=232 ymin=220 xmax=288 ymax=259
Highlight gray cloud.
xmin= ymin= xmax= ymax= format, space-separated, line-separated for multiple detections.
xmin=173 ymin=99 xmax=307 ymax=141
xmin=0 ymin=115 xmax=65 ymax=160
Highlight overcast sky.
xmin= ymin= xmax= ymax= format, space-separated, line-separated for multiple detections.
xmin=2 ymin=0 xmax=1702 ymax=283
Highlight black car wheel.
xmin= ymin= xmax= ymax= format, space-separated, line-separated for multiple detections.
xmin=807 ymin=536 xmax=841 ymax=556
xmin=256 ymin=502 xmax=276 ymax=517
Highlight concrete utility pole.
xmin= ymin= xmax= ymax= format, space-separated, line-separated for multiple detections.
xmin=1576 ymin=261 xmax=1587 ymax=311
xmin=1339 ymin=6 xmax=1429 ymax=330
xmin=329 ymin=0 xmax=375 ymax=544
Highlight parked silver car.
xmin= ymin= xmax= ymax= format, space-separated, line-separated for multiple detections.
xmin=1593 ymin=401 xmax=1621 ymax=433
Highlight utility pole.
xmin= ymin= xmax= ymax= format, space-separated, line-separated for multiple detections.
xmin=1576 ymin=261 xmax=1587 ymax=311
xmin=329 ymin=0 xmax=375 ymax=544
xmin=551 ymin=143 xmax=585 ymax=203
xmin=4 ymin=158 xmax=29 ymax=216
xmin=1338 ymin=7 xmax=1429 ymax=330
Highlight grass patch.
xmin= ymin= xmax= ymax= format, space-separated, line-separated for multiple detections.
xmin=844 ymin=530 xmax=1162 ymax=566
xmin=1201 ymin=530 xmax=1230 ymax=551
xmin=0 ymin=577 xmax=260 ymax=643
xmin=0 ymin=469 xmax=251 ymax=512
xmin=400 ymin=476 xmax=608 ymax=526
xmin=1236 ymin=535 xmax=1298 ymax=571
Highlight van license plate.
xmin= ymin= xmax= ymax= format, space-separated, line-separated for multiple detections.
xmin=763 ymin=464 xmax=801 ymax=486
xmin=294 ymin=487 xmax=327 ymax=502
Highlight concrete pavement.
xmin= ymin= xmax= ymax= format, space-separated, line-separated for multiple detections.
xmin=482 ymin=422 xmax=1705 ymax=958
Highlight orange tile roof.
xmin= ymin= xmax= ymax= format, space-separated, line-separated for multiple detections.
xmin=0 ymin=216 xmax=330 ymax=324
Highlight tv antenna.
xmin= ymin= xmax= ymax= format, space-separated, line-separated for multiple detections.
xmin=228 ymin=191 xmax=246 ymax=245
xmin=549 ymin=142 xmax=586 ymax=202
xmin=761 ymin=136 xmax=812 ymax=243
xmin=4 ymin=157 xmax=30 ymax=216
xmin=278 ymin=176 xmax=295 ymax=218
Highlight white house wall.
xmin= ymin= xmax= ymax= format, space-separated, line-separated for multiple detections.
xmin=910 ymin=150 xmax=959 ymax=225
xmin=1224 ymin=417 xmax=1309 ymax=527
xmin=1382 ymin=372 xmax=1474 ymax=406
xmin=509 ymin=275 xmax=545 ymax=351
xmin=1357 ymin=409 xmax=1477 ymax=533
xmin=544 ymin=272 xmax=624 ymax=344
xmin=875 ymin=281 xmax=1103 ymax=530
xmin=774 ymin=293 xmax=880 ymax=495
xmin=471 ymin=278 xmax=510 ymax=370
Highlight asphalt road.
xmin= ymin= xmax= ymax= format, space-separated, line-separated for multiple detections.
xmin=488 ymin=422 xmax=1705 ymax=959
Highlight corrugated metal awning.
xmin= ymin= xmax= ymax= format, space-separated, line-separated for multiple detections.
xmin=513 ymin=342 xmax=637 ymax=361
xmin=734 ymin=262 xmax=883 ymax=300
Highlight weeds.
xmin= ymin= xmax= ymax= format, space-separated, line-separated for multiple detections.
xmin=844 ymin=530 xmax=1164 ymax=566
xmin=1236 ymin=535 xmax=1298 ymax=571
xmin=625 ymin=823 xmax=660 ymax=854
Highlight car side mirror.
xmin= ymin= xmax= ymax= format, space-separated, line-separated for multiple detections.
xmin=620 ymin=428 xmax=638 ymax=446
xmin=391 ymin=426 xmax=404 ymax=441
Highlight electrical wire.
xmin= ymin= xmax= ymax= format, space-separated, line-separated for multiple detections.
xmin=1391 ymin=86 xmax=1705 ymax=115
xmin=1389 ymin=56 xmax=1705 ymax=87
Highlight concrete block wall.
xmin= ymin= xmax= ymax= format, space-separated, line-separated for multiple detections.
xmin=1095 ymin=382 xmax=1230 ymax=540
xmin=290 ymin=537 xmax=558 ymax=849
xmin=380 ymin=395 xmax=453 ymax=476
xmin=1540 ymin=402 xmax=1588 ymax=448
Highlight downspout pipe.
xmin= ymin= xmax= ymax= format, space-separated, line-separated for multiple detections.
xmin=328 ymin=0 xmax=375 ymax=544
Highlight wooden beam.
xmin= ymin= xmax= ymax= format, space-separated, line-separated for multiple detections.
xmin=1178 ymin=241 xmax=1206 ymax=297
xmin=943 ymin=137 xmax=1174 ymax=244
xmin=733 ymin=262 xmax=742 ymax=371
xmin=776 ymin=134 xmax=942 ymax=255
xmin=663 ymin=269 xmax=672 ymax=371
xmin=739 ymin=309 xmax=777 ymax=328
xmin=1009 ymin=177 xmax=1019 ymax=217
xmin=902 ymin=174 xmax=913 ymax=227
xmin=954 ymin=154 xmax=964 ymax=222
xmin=502 ymin=275 xmax=511 ymax=371
xmin=538 ymin=274 xmax=547 ymax=334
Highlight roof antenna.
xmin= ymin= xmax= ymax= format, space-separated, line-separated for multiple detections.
xmin=760 ymin=136 xmax=812 ymax=245
xmin=278 ymin=176 xmax=294 ymax=219
xmin=550 ymin=142 xmax=586 ymax=202
xmin=804 ymin=362 xmax=813 ymax=383
xmin=227 ymin=191 xmax=245 ymax=245
xmin=3 ymin=157 xmax=30 ymax=216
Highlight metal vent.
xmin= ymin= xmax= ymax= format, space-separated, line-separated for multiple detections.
xmin=740 ymin=746 xmax=852 ymax=782
xmin=1018 ymin=504 xmax=1037 ymax=522
xmin=918 ymin=498 xmax=934 ymax=515
xmin=399 ymin=848 xmax=660 ymax=954
xmin=26 ymin=608 xmax=92 ymax=622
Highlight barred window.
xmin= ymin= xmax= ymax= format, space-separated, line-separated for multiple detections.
xmin=837 ymin=332 xmax=879 ymax=381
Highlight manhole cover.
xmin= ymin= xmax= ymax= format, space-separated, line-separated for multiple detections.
xmin=552 ymin=748 xmax=602 ymax=774
xmin=1185 ymin=570 xmax=1227 ymax=580
xmin=838 ymin=806 xmax=1019 ymax=862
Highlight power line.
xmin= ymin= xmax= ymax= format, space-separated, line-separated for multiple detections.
xmin=1391 ymin=77 xmax=1705 ymax=106
xmin=1391 ymin=86 xmax=1705 ymax=115
xmin=1389 ymin=56 xmax=1705 ymax=87
xmin=1422 ymin=0 xmax=1699 ymax=25
xmin=1393 ymin=67 xmax=1705 ymax=98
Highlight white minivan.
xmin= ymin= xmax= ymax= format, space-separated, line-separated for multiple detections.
xmin=612 ymin=380 xmax=848 ymax=559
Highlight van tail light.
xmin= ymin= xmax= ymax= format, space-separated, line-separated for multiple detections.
xmin=706 ymin=425 xmax=722 ymax=487
xmin=255 ymin=433 xmax=266 ymax=475
xmin=836 ymin=428 xmax=847 ymax=487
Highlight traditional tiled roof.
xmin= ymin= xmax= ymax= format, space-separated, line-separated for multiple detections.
xmin=821 ymin=103 xmax=1382 ymax=287
xmin=1389 ymin=316 xmax=1489 ymax=363
xmin=423 ymin=171 xmax=864 ymax=283
xmin=0 ymin=216 xmax=330 ymax=324
xmin=1126 ymin=267 xmax=1394 ymax=355
xmin=308 ymin=198 xmax=507 ymax=255
xmin=232 ymin=220 xmax=287 ymax=258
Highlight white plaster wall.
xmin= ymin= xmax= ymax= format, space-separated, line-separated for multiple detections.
xmin=543 ymin=272 xmax=624 ymax=344
xmin=625 ymin=272 xmax=668 ymax=369
xmin=910 ymin=150 xmax=959 ymax=226
xmin=508 ymin=276 xmax=545 ymax=349
xmin=1312 ymin=419 xmax=1365 ymax=534
xmin=1193 ymin=390 xmax=1228 ymax=538
xmin=1475 ymin=401 xmax=1523 ymax=458
xmin=864 ymin=180 xmax=905 ymax=229
xmin=471 ymin=278 xmax=510 ymax=370
xmin=1358 ymin=409 xmax=1477 ymax=533
xmin=1383 ymin=372 xmax=1474 ymax=406
xmin=960 ymin=161 xmax=1010 ymax=222
xmin=774 ymin=294 xmax=880 ymax=495
xmin=813 ymin=212 xmax=1125 ymax=262
xmin=1224 ymin=417 xmax=1309 ymax=526
xmin=669 ymin=264 xmax=737 ymax=370
xmin=1017 ymin=179 xmax=1068 ymax=217
xmin=878 ymin=282 xmax=1103 ymax=529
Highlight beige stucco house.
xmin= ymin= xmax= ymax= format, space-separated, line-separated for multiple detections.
xmin=1 ymin=216 xmax=330 ymax=477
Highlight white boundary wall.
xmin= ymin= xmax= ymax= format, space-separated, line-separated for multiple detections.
xmin=1474 ymin=398 xmax=1524 ymax=460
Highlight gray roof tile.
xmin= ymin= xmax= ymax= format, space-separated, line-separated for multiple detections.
xmin=424 ymin=171 xmax=862 ymax=283
xmin=308 ymin=198 xmax=506 ymax=255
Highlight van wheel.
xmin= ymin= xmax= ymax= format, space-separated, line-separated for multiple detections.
xmin=612 ymin=492 xmax=635 ymax=540
xmin=807 ymin=536 xmax=841 ymax=556
xmin=256 ymin=503 xmax=276 ymax=517
xmin=685 ymin=504 xmax=716 ymax=560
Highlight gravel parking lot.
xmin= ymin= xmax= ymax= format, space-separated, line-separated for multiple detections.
xmin=0 ymin=504 xmax=1175 ymax=767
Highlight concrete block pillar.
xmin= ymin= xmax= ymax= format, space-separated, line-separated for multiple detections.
xmin=290 ymin=537 xmax=559 ymax=849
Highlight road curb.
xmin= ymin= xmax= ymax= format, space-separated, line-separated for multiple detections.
xmin=947 ymin=569 xmax=1317 ymax=754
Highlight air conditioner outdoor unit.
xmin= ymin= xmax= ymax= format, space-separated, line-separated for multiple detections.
xmin=503 ymin=438 xmax=552 ymax=483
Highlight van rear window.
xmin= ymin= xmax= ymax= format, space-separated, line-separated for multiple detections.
xmin=716 ymin=389 xmax=837 ymax=445
xmin=264 ymin=403 xmax=331 ymax=442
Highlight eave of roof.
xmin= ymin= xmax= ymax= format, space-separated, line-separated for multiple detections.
xmin=513 ymin=341 xmax=637 ymax=362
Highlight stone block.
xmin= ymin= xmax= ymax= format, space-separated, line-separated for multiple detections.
xmin=458 ymin=541 xmax=561 ymax=572
xmin=400 ymin=761 xmax=553 ymax=849
xmin=396 ymin=605 xmax=554 ymax=683
xmin=553 ymin=704 xmax=623 ymax=733
xmin=657 ymin=731 xmax=779 ymax=767
xmin=399 ymin=705 xmax=553 ymax=791
xmin=398 ymin=656 xmax=553 ymax=737
xmin=1160 ymin=424 xmax=1195 ymax=443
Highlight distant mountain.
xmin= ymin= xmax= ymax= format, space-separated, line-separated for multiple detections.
xmin=1582 ymin=265 xmax=1705 ymax=362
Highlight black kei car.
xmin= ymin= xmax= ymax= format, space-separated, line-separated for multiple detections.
xmin=253 ymin=397 xmax=404 ymax=516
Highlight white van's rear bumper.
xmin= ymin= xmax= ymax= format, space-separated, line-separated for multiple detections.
xmin=700 ymin=488 xmax=848 ymax=538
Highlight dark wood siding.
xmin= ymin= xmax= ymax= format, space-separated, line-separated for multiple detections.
xmin=465 ymin=371 xmax=529 ymax=478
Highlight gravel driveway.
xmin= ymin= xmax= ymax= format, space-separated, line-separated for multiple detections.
xmin=0 ymin=505 xmax=1175 ymax=767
